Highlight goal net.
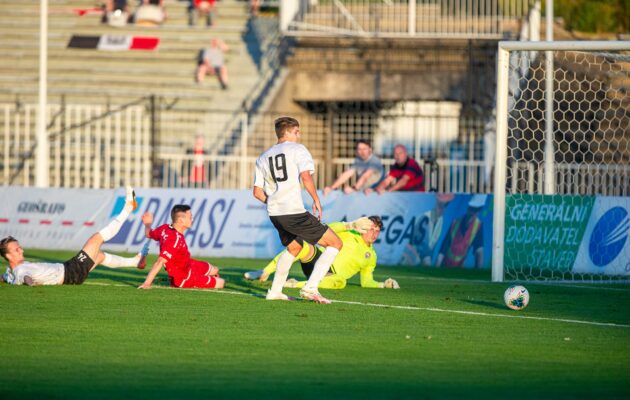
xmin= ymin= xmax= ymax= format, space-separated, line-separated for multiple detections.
xmin=493 ymin=41 xmax=630 ymax=283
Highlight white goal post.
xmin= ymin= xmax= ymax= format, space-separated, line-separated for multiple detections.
xmin=493 ymin=41 xmax=630 ymax=283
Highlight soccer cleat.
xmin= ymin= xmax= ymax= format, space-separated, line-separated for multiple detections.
xmin=265 ymin=290 xmax=294 ymax=301
xmin=243 ymin=269 xmax=263 ymax=280
xmin=299 ymin=289 xmax=332 ymax=305
xmin=284 ymin=278 xmax=299 ymax=288
xmin=137 ymin=241 xmax=150 ymax=270
xmin=126 ymin=186 xmax=138 ymax=211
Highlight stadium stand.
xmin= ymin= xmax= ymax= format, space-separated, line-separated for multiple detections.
xmin=0 ymin=1 xmax=266 ymax=105
xmin=0 ymin=0 xmax=287 ymax=187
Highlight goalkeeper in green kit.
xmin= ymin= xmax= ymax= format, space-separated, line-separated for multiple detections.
xmin=244 ymin=216 xmax=400 ymax=290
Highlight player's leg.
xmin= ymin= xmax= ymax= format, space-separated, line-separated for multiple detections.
xmin=286 ymin=274 xmax=346 ymax=290
xmin=179 ymin=259 xmax=224 ymax=289
xmin=82 ymin=186 xmax=137 ymax=261
xmin=244 ymin=242 xmax=313 ymax=281
xmin=299 ymin=245 xmax=320 ymax=278
xmin=266 ymin=239 xmax=302 ymax=300
xmin=300 ymin=229 xmax=342 ymax=303
xmin=92 ymin=251 xmax=141 ymax=270
xmin=265 ymin=215 xmax=304 ymax=300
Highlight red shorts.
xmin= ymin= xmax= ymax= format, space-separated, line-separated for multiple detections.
xmin=169 ymin=259 xmax=218 ymax=289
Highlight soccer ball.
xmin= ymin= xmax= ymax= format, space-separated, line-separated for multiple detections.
xmin=504 ymin=285 xmax=529 ymax=310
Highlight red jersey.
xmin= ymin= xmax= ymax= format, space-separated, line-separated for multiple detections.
xmin=149 ymin=224 xmax=191 ymax=278
xmin=388 ymin=157 xmax=424 ymax=191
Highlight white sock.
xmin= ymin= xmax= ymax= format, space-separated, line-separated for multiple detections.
xmin=303 ymin=247 xmax=340 ymax=292
xmin=98 ymin=196 xmax=133 ymax=242
xmin=102 ymin=252 xmax=140 ymax=268
xmin=269 ymin=250 xmax=295 ymax=295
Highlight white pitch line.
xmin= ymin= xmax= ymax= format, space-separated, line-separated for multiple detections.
xmin=390 ymin=275 xmax=630 ymax=291
xmin=332 ymin=300 xmax=630 ymax=329
xmin=84 ymin=282 xmax=630 ymax=329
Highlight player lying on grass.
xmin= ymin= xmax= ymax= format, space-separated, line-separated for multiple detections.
xmin=244 ymin=216 xmax=400 ymax=290
xmin=138 ymin=204 xmax=224 ymax=290
xmin=0 ymin=186 xmax=142 ymax=286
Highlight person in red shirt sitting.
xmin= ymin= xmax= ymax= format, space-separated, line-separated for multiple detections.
xmin=138 ymin=204 xmax=224 ymax=289
xmin=365 ymin=144 xmax=425 ymax=194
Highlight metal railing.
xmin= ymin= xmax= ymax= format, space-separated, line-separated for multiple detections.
xmin=4 ymin=101 xmax=628 ymax=195
xmin=281 ymin=0 xmax=530 ymax=39
xmin=1 ymin=102 xmax=151 ymax=188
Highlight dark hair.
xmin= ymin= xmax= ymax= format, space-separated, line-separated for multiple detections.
xmin=368 ymin=216 xmax=383 ymax=230
xmin=356 ymin=139 xmax=372 ymax=148
xmin=274 ymin=116 xmax=300 ymax=139
xmin=171 ymin=205 xmax=191 ymax=222
xmin=0 ymin=236 xmax=18 ymax=261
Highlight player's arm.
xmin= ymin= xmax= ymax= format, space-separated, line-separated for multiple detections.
xmin=301 ymin=170 xmax=322 ymax=220
xmin=328 ymin=217 xmax=374 ymax=234
xmin=252 ymin=161 xmax=267 ymax=204
xmin=359 ymin=254 xmax=382 ymax=288
xmin=360 ymin=266 xmax=382 ymax=288
xmin=253 ymin=186 xmax=267 ymax=204
xmin=142 ymin=212 xmax=154 ymax=239
xmin=23 ymin=275 xmax=40 ymax=286
xmin=138 ymin=257 xmax=166 ymax=289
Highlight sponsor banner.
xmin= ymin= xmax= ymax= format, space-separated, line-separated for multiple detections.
xmin=573 ymin=197 xmax=630 ymax=276
xmin=105 ymin=188 xmax=279 ymax=258
xmin=67 ymin=35 xmax=159 ymax=51
xmin=0 ymin=186 xmax=116 ymax=250
xmin=2 ymin=187 xmax=628 ymax=274
xmin=504 ymin=195 xmax=595 ymax=272
xmin=308 ymin=192 xmax=494 ymax=267
xmin=0 ymin=187 xmax=493 ymax=268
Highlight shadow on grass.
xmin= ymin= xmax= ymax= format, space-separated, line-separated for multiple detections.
xmin=462 ymin=299 xmax=506 ymax=310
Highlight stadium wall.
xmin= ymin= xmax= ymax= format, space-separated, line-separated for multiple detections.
xmin=0 ymin=187 xmax=628 ymax=274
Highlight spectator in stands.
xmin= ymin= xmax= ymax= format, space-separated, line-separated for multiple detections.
xmin=365 ymin=144 xmax=425 ymax=194
xmin=250 ymin=0 xmax=261 ymax=17
xmin=103 ymin=0 xmax=131 ymax=26
xmin=135 ymin=0 xmax=166 ymax=27
xmin=186 ymin=135 xmax=207 ymax=187
xmin=323 ymin=139 xmax=383 ymax=196
xmin=195 ymin=38 xmax=229 ymax=90
xmin=188 ymin=0 xmax=216 ymax=27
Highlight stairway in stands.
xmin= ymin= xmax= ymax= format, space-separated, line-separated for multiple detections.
xmin=0 ymin=0 xmax=280 ymax=153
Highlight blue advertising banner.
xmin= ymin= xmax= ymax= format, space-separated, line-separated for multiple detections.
xmin=310 ymin=191 xmax=494 ymax=268
xmin=0 ymin=187 xmax=494 ymax=268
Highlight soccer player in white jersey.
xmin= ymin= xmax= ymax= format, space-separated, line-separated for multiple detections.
xmin=253 ymin=116 xmax=343 ymax=304
xmin=0 ymin=186 xmax=140 ymax=286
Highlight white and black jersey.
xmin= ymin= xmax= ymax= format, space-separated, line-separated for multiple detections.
xmin=3 ymin=262 xmax=65 ymax=285
xmin=3 ymin=250 xmax=95 ymax=286
xmin=254 ymin=142 xmax=315 ymax=216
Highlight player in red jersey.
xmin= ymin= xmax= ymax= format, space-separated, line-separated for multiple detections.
xmin=138 ymin=204 xmax=224 ymax=289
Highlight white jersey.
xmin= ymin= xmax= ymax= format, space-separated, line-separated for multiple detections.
xmin=254 ymin=141 xmax=315 ymax=216
xmin=3 ymin=262 xmax=65 ymax=286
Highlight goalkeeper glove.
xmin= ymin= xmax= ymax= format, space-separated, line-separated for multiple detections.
xmin=383 ymin=278 xmax=400 ymax=289
xmin=344 ymin=217 xmax=374 ymax=233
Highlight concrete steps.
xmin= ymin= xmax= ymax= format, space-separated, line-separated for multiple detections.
xmin=0 ymin=0 xmax=281 ymax=161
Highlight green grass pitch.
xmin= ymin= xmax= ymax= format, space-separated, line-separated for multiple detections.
xmin=1 ymin=249 xmax=629 ymax=400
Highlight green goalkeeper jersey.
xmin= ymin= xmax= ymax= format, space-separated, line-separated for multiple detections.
xmin=328 ymin=222 xmax=380 ymax=288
